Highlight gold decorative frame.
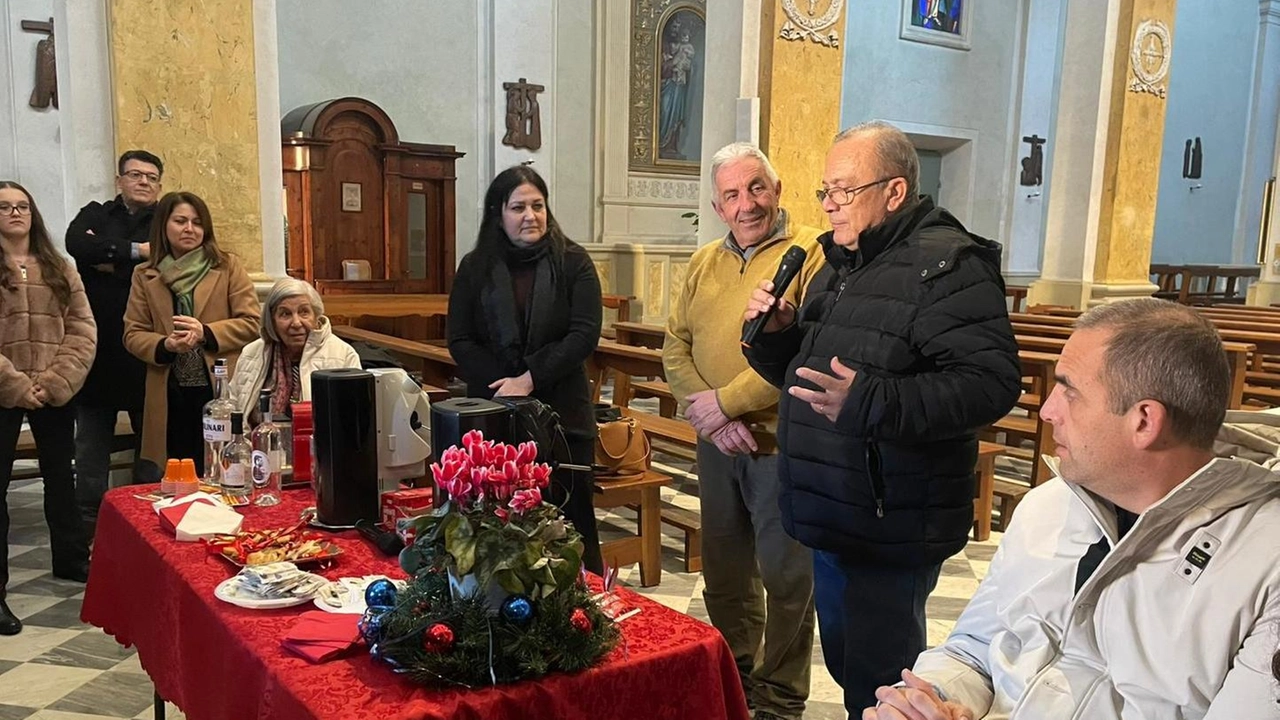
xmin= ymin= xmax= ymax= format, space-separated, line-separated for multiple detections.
xmin=629 ymin=0 xmax=707 ymax=176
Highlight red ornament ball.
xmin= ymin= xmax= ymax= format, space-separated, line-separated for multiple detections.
xmin=423 ymin=622 xmax=455 ymax=652
xmin=570 ymin=608 xmax=592 ymax=634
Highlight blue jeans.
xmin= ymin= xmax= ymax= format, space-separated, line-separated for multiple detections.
xmin=813 ymin=550 xmax=943 ymax=714
xmin=74 ymin=405 xmax=142 ymax=524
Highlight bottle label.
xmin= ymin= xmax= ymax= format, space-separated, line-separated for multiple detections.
xmin=203 ymin=417 xmax=231 ymax=442
xmin=222 ymin=463 xmax=247 ymax=489
xmin=251 ymin=450 xmax=274 ymax=487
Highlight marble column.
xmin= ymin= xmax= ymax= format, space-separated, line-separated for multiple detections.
xmin=758 ymin=0 xmax=847 ymax=232
xmin=1244 ymin=1 xmax=1280 ymax=304
xmin=107 ymin=0 xmax=280 ymax=280
xmin=1028 ymin=0 xmax=1178 ymax=308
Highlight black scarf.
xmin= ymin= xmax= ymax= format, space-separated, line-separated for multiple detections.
xmin=481 ymin=238 xmax=557 ymax=373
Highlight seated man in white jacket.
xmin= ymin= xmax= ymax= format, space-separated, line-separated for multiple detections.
xmin=228 ymin=277 xmax=361 ymax=426
xmin=864 ymin=298 xmax=1280 ymax=720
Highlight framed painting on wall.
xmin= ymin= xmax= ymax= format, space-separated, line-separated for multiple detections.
xmin=900 ymin=0 xmax=971 ymax=51
xmin=341 ymin=182 xmax=362 ymax=212
xmin=628 ymin=0 xmax=707 ymax=175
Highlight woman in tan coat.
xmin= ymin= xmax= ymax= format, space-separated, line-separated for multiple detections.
xmin=123 ymin=192 xmax=259 ymax=478
xmin=0 ymin=181 xmax=96 ymax=635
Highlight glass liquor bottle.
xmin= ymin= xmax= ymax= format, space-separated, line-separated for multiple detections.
xmin=220 ymin=411 xmax=252 ymax=506
xmin=202 ymin=358 xmax=233 ymax=489
xmin=249 ymin=389 xmax=284 ymax=506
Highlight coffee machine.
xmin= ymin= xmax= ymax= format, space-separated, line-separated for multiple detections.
xmin=369 ymin=368 xmax=432 ymax=494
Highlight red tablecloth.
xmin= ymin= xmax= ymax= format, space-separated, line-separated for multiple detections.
xmin=82 ymin=487 xmax=750 ymax=720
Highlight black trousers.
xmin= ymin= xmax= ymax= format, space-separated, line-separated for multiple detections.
xmin=166 ymin=384 xmax=213 ymax=476
xmin=545 ymin=436 xmax=603 ymax=576
xmin=0 ymin=404 xmax=89 ymax=597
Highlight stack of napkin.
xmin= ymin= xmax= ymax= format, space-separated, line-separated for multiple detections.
xmin=226 ymin=562 xmax=327 ymax=600
xmin=282 ymin=611 xmax=362 ymax=663
xmin=154 ymin=492 xmax=243 ymax=542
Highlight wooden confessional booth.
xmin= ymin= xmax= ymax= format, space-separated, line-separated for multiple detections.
xmin=280 ymin=97 xmax=463 ymax=338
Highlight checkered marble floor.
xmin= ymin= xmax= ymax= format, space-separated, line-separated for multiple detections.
xmin=1 ymin=453 xmax=998 ymax=720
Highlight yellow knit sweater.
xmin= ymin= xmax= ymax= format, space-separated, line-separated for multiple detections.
xmin=662 ymin=214 xmax=825 ymax=447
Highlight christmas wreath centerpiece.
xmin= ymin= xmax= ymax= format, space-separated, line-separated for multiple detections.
xmin=363 ymin=429 xmax=618 ymax=686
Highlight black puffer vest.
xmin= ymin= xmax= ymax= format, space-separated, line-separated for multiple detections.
xmin=746 ymin=199 xmax=1021 ymax=568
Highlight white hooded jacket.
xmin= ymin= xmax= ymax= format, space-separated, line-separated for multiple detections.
xmin=913 ymin=411 xmax=1280 ymax=720
xmin=227 ymin=316 xmax=361 ymax=419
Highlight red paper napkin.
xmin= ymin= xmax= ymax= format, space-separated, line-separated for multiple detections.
xmin=281 ymin=611 xmax=361 ymax=663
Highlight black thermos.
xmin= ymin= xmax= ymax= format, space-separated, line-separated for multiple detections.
xmin=428 ymin=397 xmax=512 ymax=507
xmin=312 ymin=368 xmax=378 ymax=527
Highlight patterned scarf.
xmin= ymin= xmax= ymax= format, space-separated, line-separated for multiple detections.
xmin=158 ymin=250 xmax=215 ymax=387
xmin=269 ymin=344 xmax=303 ymax=416
xmin=157 ymin=250 xmax=214 ymax=315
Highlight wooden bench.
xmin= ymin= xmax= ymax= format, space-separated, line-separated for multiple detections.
xmin=332 ymin=324 xmax=457 ymax=388
xmin=594 ymin=469 xmax=671 ymax=587
xmin=610 ymin=322 xmax=675 ymax=415
xmin=1006 ymin=285 xmax=1029 ymax=313
xmin=15 ymin=414 xmax=135 ymax=481
xmin=973 ymin=441 xmax=1003 ymax=541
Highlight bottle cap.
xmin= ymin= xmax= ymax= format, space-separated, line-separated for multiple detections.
xmin=230 ymin=411 xmax=244 ymax=435
xmin=259 ymin=388 xmax=272 ymax=413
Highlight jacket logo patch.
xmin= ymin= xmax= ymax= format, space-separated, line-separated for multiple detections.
xmin=1174 ymin=530 xmax=1220 ymax=585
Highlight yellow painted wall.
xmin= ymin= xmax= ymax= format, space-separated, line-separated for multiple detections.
xmin=1092 ymin=0 xmax=1177 ymax=285
xmin=760 ymin=1 xmax=846 ymax=232
xmin=108 ymin=0 xmax=264 ymax=273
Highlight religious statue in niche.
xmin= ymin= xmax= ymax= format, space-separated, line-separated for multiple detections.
xmin=22 ymin=17 xmax=57 ymax=109
xmin=1182 ymin=137 xmax=1203 ymax=180
xmin=657 ymin=11 xmax=705 ymax=162
xmin=502 ymin=78 xmax=544 ymax=151
xmin=1020 ymin=134 xmax=1045 ymax=187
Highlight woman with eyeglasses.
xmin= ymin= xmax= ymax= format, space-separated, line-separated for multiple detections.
xmin=0 ymin=182 xmax=96 ymax=635
xmin=123 ymin=192 xmax=260 ymax=479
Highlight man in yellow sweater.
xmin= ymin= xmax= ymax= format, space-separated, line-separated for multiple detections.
xmin=663 ymin=143 xmax=826 ymax=720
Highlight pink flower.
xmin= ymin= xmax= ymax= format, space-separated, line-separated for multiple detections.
xmin=461 ymin=429 xmax=485 ymax=450
xmin=515 ymin=441 xmax=538 ymax=465
xmin=527 ymin=463 xmax=552 ymax=489
xmin=509 ymin=488 xmax=542 ymax=514
xmin=494 ymin=507 xmax=510 ymax=523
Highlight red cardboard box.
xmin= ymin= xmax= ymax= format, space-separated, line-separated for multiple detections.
xmin=381 ymin=488 xmax=435 ymax=541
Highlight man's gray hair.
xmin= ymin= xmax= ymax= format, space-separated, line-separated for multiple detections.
xmin=263 ymin=277 xmax=325 ymax=344
xmin=1076 ymin=298 xmax=1229 ymax=449
xmin=833 ymin=121 xmax=920 ymax=201
xmin=709 ymin=142 xmax=779 ymax=196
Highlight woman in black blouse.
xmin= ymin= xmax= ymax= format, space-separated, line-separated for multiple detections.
xmin=448 ymin=166 xmax=603 ymax=575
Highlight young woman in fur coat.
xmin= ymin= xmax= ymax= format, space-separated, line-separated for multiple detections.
xmin=0 ymin=181 xmax=97 ymax=635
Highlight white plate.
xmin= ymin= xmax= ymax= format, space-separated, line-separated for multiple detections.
xmin=312 ymin=576 xmax=404 ymax=614
xmin=214 ymin=575 xmax=324 ymax=610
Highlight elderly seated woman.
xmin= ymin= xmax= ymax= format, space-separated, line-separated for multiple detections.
xmin=228 ymin=277 xmax=361 ymax=425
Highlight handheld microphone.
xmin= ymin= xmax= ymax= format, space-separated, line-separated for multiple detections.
xmin=741 ymin=244 xmax=809 ymax=348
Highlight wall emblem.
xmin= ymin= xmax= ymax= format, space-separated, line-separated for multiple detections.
xmin=780 ymin=0 xmax=844 ymax=48
xmin=1128 ymin=19 xmax=1171 ymax=98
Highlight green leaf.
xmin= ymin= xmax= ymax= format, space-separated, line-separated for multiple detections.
xmin=444 ymin=515 xmax=478 ymax=574
xmin=495 ymin=568 xmax=525 ymax=595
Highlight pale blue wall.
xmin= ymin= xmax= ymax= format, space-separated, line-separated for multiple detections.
xmin=839 ymin=1 xmax=1022 ymax=252
xmin=1151 ymin=1 xmax=1259 ymax=265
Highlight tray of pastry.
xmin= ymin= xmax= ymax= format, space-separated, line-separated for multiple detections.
xmin=206 ymin=524 xmax=342 ymax=567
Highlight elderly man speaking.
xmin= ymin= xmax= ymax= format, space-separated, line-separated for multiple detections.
xmin=742 ymin=121 xmax=1021 ymax=712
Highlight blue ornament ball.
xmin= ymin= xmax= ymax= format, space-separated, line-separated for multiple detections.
xmin=500 ymin=595 xmax=534 ymax=625
xmin=364 ymin=579 xmax=398 ymax=608
xmin=358 ymin=607 xmax=389 ymax=645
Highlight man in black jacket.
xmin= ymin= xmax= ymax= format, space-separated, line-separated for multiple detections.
xmin=742 ymin=121 xmax=1021 ymax=712
xmin=66 ymin=150 xmax=163 ymax=528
